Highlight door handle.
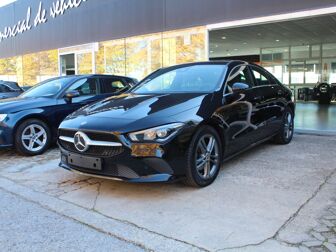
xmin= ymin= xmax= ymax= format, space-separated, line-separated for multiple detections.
xmin=253 ymin=96 xmax=263 ymax=101
xmin=277 ymin=90 xmax=284 ymax=96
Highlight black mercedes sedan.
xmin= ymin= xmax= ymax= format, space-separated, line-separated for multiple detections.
xmin=58 ymin=61 xmax=295 ymax=187
xmin=0 ymin=75 xmax=137 ymax=155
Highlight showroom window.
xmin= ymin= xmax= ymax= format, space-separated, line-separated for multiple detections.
xmin=0 ymin=26 xmax=206 ymax=85
xmin=261 ymin=47 xmax=289 ymax=85
xmin=95 ymin=27 xmax=206 ymax=81
xmin=0 ymin=49 xmax=58 ymax=86
xmin=97 ymin=39 xmax=127 ymax=76
xmin=77 ymin=52 xmax=93 ymax=74
xmin=0 ymin=56 xmax=20 ymax=83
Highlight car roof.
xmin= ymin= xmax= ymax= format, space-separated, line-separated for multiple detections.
xmin=68 ymin=74 xmax=135 ymax=80
xmin=0 ymin=81 xmax=21 ymax=90
xmin=157 ymin=60 xmax=249 ymax=71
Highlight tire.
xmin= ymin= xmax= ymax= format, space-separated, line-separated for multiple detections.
xmin=183 ymin=126 xmax=223 ymax=187
xmin=15 ymin=119 xmax=51 ymax=156
xmin=273 ymin=107 xmax=294 ymax=145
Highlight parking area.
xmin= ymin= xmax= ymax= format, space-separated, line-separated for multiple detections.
xmin=0 ymin=134 xmax=335 ymax=251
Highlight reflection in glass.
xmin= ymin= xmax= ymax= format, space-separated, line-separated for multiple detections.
xmin=0 ymin=57 xmax=20 ymax=83
xmin=23 ymin=53 xmax=40 ymax=86
xmin=103 ymin=39 xmax=126 ymax=76
xmin=163 ymin=28 xmax=206 ymax=67
xmin=22 ymin=78 xmax=71 ymax=98
xmin=95 ymin=27 xmax=206 ymax=80
xmin=133 ymin=65 xmax=227 ymax=94
xmin=39 ymin=50 xmax=58 ymax=81
xmin=77 ymin=52 xmax=93 ymax=74
xmin=126 ymin=33 xmax=163 ymax=80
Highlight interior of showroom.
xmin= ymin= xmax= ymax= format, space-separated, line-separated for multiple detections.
xmin=208 ymin=14 xmax=336 ymax=133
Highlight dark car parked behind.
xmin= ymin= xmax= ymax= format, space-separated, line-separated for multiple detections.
xmin=0 ymin=75 xmax=137 ymax=155
xmin=58 ymin=61 xmax=295 ymax=187
xmin=0 ymin=81 xmax=23 ymax=99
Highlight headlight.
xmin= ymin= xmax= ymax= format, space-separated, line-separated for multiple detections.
xmin=0 ymin=114 xmax=7 ymax=122
xmin=128 ymin=123 xmax=184 ymax=142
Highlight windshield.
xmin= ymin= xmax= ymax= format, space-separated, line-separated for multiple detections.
xmin=22 ymin=78 xmax=71 ymax=98
xmin=132 ymin=65 xmax=227 ymax=94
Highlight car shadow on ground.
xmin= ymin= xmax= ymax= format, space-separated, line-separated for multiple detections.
xmin=0 ymin=140 xmax=278 ymax=188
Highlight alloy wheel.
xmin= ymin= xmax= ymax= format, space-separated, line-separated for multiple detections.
xmin=21 ymin=124 xmax=47 ymax=152
xmin=283 ymin=112 xmax=294 ymax=140
xmin=195 ymin=134 xmax=219 ymax=179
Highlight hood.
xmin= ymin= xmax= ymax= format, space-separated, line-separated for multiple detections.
xmin=0 ymin=96 xmax=55 ymax=113
xmin=72 ymin=93 xmax=208 ymax=120
xmin=61 ymin=92 xmax=212 ymax=133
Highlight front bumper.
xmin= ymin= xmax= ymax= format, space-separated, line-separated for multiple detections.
xmin=0 ymin=124 xmax=13 ymax=148
xmin=59 ymin=146 xmax=179 ymax=182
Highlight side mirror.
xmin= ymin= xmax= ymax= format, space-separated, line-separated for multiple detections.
xmin=64 ymin=90 xmax=80 ymax=103
xmin=232 ymin=82 xmax=250 ymax=92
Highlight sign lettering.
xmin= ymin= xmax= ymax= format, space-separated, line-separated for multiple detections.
xmin=0 ymin=0 xmax=88 ymax=43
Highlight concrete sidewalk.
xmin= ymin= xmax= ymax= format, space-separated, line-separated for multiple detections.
xmin=0 ymin=188 xmax=144 ymax=252
xmin=0 ymin=134 xmax=335 ymax=251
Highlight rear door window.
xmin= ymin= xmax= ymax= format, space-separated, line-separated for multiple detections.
xmin=251 ymin=66 xmax=275 ymax=86
xmin=100 ymin=78 xmax=129 ymax=94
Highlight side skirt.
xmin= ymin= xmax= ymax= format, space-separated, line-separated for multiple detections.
xmin=222 ymin=134 xmax=277 ymax=163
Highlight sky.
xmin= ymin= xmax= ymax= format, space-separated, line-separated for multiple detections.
xmin=0 ymin=0 xmax=16 ymax=7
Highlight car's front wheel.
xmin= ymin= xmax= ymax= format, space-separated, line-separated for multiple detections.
xmin=15 ymin=119 xmax=51 ymax=156
xmin=184 ymin=126 xmax=222 ymax=187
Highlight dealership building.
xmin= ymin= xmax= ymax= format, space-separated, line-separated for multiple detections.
xmin=0 ymin=0 xmax=336 ymax=132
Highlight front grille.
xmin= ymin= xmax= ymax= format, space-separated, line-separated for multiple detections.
xmin=67 ymin=162 xmax=140 ymax=179
xmin=59 ymin=129 xmax=124 ymax=157
xmin=59 ymin=129 xmax=120 ymax=142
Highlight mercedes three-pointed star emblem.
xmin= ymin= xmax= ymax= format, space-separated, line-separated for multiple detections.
xmin=74 ymin=131 xmax=89 ymax=152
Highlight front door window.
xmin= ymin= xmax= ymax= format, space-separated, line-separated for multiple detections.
xmin=67 ymin=78 xmax=98 ymax=97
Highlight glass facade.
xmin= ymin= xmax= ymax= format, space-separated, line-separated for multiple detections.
xmin=0 ymin=49 xmax=58 ymax=86
xmin=0 ymin=26 xmax=206 ymax=86
xmin=76 ymin=52 xmax=93 ymax=75
xmin=96 ymin=27 xmax=206 ymax=80
xmin=261 ymin=43 xmax=336 ymax=98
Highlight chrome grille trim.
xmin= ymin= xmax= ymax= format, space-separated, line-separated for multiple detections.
xmin=59 ymin=136 xmax=122 ymax=147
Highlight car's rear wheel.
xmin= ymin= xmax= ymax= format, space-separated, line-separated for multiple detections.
xmin=273 ymin=107 xmax=294 ymax=145
xmin=15 ymin=119 xmax=51 ymax=156
xmin=183 ymin=126 xmax=222 ymax=187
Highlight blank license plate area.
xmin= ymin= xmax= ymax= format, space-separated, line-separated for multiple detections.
xmin=68 ymin=153 xmax=102 ymax=171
